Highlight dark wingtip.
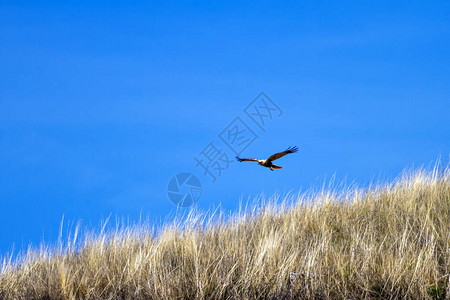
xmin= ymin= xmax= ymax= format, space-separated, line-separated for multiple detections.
xmin=235 ymin=156 xmax=242 ymax=162
xmin=286 ymin=146 xmax=299 ymax=153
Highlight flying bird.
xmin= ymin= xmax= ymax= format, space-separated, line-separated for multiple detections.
xmin=235 ymin=146 xmax=299 ymax=171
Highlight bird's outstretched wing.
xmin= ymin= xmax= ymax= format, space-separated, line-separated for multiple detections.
xmin=236 ymin=156 xmax=259 ymax=162
xmin=266 ymin=146 xmax=299 ymax=162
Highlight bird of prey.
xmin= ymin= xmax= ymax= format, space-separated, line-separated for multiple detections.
xmin=235 ymin=146 xmax=299 ymax=171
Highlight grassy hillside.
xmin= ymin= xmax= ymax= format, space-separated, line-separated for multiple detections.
xmin=1 ymin=167 xmax=449 ymax=299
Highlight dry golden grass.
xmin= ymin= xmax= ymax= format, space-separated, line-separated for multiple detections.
xmin=1 ymin=166 xmax=449 ymax=299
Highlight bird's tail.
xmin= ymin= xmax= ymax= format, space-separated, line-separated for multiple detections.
xmin=272 ymin=164 xmax=282 ymax=169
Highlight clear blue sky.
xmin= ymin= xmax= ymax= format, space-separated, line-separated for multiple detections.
xmin=1 ymin=1 xmax=449 ymax=254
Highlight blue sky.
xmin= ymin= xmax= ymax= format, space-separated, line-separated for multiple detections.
xmin=0 ymin=1 xmax=449 ymax=254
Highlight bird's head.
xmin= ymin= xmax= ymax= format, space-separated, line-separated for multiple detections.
xmin=258 ymin=160 xmax=265 ymax=165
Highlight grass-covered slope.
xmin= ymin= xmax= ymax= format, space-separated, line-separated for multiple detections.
xmin=1 ymin=167 xmax=449 ymax=299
